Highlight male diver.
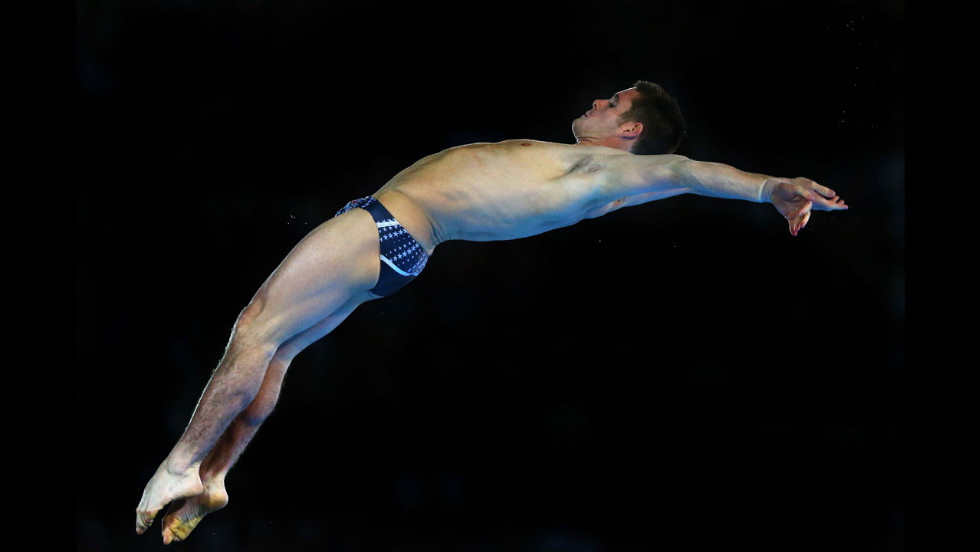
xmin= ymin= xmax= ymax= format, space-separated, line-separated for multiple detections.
xmin=135 ymin=81 xmax=847 ymax=544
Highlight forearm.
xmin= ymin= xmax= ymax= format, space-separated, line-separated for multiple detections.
xmin=675 ymin=158 xmax=775 ymax=203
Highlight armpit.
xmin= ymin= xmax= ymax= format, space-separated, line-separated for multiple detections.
xmin=565 ymin=154 xmax=603 ymax=175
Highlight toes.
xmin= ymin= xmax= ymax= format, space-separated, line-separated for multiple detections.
xmin=161 ymin=504 xmax=204 ymax=544
xmin=152 ymin=485 xmax=228 ymax=543
xmin=162 ymin=514 xmax=185 ymax=544
xmin=136 ymin=509 xmax=158 ymax=534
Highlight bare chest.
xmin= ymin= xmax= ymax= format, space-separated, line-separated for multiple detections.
xmin=384 ymin=140 xmax=608 ymax=242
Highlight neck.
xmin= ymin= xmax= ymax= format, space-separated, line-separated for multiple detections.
xmin=574 ymin=136 xmax=633 ymax=152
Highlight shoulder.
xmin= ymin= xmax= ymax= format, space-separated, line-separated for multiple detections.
xmin=505 ymin=140 xmax=634 ymax=171
xmin=504 ymin=139 xmax=628 ymax=155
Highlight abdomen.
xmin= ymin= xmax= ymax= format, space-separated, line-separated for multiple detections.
xmin=384 ymin=141 xmax=611 ymax=243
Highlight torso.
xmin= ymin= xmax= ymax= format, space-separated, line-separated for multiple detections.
xmin=371 ymin=139 xmax=626 ymax=256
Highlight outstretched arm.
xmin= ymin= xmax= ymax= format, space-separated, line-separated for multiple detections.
xmin=593 ymin=154 xmax=848 ymax=235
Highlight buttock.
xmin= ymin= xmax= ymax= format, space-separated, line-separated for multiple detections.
xmin=335 ymin=197 xmax=428 ymax=297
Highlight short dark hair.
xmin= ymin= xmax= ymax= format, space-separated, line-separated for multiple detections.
xmin=620 ymin=80 xmax=687 ymax=155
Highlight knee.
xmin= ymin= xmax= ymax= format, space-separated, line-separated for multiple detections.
xmin=235 ymin=296 xmax=266 ymax=330
xmin=229 ymin=297 xmax=280 ymax=354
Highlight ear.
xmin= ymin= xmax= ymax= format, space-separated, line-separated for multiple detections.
xmin=618 ymin=121 xmax=643 ymax=139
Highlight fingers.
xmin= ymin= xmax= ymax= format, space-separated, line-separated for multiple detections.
xmin=816 ymin=197 xmax=848 ymax=211
xmin=798 ymin=178 xmax=848 ymax=210
xmin=808 ymin=180 xmax=837 ymax=199
xmin=792 ymin=177 xmax=834 ymax=198
xmin=808 ymin=190 xmax=848 ymax=211
xmin=787 ymin=215 xmax=807 ymax=236
xmin=786 ymin=206 xmax=812 ymax=236
xmin=781 ymin=178 xmax=848 ymax=235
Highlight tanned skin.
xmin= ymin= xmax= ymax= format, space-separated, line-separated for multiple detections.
xmin=135 ymin=85 xmax=847 ymax=544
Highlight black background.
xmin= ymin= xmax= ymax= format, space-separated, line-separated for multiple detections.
xmin=75 ymin=0 xmax=903 ymax=550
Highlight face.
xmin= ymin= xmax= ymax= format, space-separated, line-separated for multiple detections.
xmin=571 ymin=87 xmax=640 ymax=140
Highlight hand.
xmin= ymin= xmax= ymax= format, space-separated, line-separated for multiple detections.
xmin=766 ymin=177 xmax=848 ymax=236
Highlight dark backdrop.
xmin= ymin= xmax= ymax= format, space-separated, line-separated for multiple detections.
xmin=76 ymin=1 xmax=904 ymax=550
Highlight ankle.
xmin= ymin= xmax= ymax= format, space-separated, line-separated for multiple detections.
xmin=164 ymin=455 xmax=202 ymax=479
xmin=198 ymin=468 xmax=227 ymax=488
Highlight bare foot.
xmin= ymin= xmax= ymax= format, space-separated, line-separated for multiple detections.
xmin=160 ymin=477 xmax=229 ymax=544
xmin=135 ymin=461 xmax=204 ymax=536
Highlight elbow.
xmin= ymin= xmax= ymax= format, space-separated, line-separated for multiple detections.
xmin=664 ymin=155 xmax=696 ymax=193
xmin=667 ymin=154 xmax=691 ymax=173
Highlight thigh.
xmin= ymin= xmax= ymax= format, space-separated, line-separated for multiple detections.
xmin=247 ymin=208 xmax=381 ymax=346
xmin=273 ymin=294 xmax=368 ymax=365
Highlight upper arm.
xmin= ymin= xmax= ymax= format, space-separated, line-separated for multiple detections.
xmin=601 ymin=152 xmax=691 ymax=197
xmin=581 ymin=153 xmax=692 ymax=217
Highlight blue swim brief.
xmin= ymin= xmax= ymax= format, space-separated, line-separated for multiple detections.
xmin=335 ymin=196 xmax=428 ymax=297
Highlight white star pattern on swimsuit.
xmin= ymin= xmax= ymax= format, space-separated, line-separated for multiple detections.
xmin=375 ymin=217 xmax=425 ymax=275
xmin=335 ymin=197 xmax=427 ymax=276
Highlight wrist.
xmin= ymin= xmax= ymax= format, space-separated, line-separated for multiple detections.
xmin=758 ymin=177 xmax=776 ymax=203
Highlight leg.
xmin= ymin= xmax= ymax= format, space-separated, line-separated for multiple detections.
xmin=158 ymin=297 xmax=366 ymax=544
xmin=136 ymin=209 xmax=381 ymax=536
